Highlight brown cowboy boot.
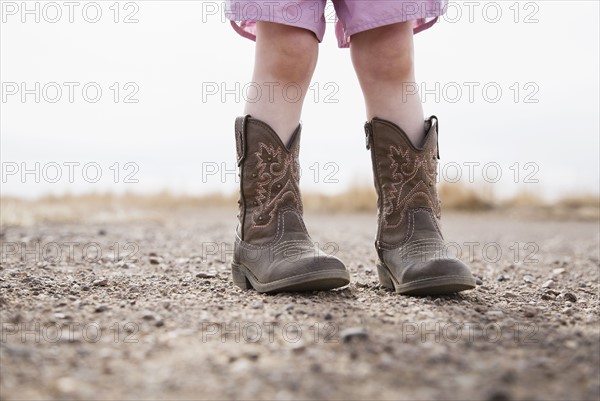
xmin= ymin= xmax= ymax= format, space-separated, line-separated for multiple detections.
xmin=365 ymin=116 xmax=476 ymax=295
xmin=232 ymin=115 xmax=350 ymax=293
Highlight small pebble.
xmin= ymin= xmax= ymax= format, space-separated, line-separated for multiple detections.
xmin=56 ymin=377 xmax=78 ymax=393
xmin=561 ymin=307 xmax=573 ymax=316
xmin=340 ymin=327 xmax=368 ymax=343
xmin=101 ymin=255 xmax=116 ymax=263
xmin=149 ymin=257 xmax=160 ymax=265
xmin=563 ymin=293 xmax=577 ymax=303
xmin=542 ymin=280 xmax=554 ymax=289
xmin=565 ymin=340 xmax=578 ymax=349
xmin=92 ymin=279 xmax=108 ymax=287
xmin=290 ymin=343 xmax=306 ymax=354
xmin=196 ymin=272 xmax=216 ymax=279
xmin=487 ymin=390 xmax=512 ymax=401
xmin=522 ymin=306 xmax=538 ymax=317
xmin=523 ymin=275 xmax=535 ymax=284
xmin=142 ymin=312 xmax=164 ymax=326
xmin=310 ymin=363 xmax=322 ymax=373
xmin=94 ymin=305 xmax=109 ymax=313
xmin=142 ymin=311 xmax=158 ymax=320
xmin=497 ymin=274 xmax=506 ymax=282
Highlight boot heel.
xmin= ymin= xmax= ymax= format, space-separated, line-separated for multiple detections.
xmin=377 ymin=263 xmax=396 ymax=291
xmin=231 ymin=263 xmax=253 ymax=290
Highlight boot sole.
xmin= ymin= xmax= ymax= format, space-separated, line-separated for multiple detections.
xmin=232 ymin=262 xmax=350 ymax=293
xmin=377 ymin=263 xmax=476 ymax=296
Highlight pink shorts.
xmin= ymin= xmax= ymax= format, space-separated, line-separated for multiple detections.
xmin=226 ymin=0 xmax=448 ymax=48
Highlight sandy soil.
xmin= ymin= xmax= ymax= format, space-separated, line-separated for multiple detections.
xmin=1 ymin=209 xmax=598 ymax=400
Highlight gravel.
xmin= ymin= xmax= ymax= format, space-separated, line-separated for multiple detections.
xmin=0 ymin=209 xmax=598 ymax=400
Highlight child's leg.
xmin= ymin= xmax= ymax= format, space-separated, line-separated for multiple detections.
xmin=350 ymin=22 xmax=425 ymax=147
xmin=232 ymin=19 xmax=350 ymax=293
xmin=244 ymin=22 xmax=319 ymax=145
xmin=355 ymin=21 xmax=476 ymax=295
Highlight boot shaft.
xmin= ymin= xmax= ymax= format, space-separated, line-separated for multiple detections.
xmin=365 ymin=116 xmax=442 ymax=248
xmin=235 ymin=115 xmax=304 ymax=245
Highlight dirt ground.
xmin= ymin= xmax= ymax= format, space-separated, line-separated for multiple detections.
xmin=1 ymin=208 xmax=598 ymax=400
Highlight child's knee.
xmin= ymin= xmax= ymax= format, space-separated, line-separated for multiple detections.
xmin=377 ymin=47 xmax=414 ymax=80
xmin=258 ymin=22 xmax=318 ymax=82
xmin=356 ymin=48 xmax=414 ymax=82
xmin=352 ymin=23 xmax=415 ymax=81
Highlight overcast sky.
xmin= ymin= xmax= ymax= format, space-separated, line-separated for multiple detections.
xmin=1 ymin=0 xmax=599 ymax=200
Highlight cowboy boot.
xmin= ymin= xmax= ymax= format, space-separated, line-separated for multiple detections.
xmin=365 ymin=116 xmax=476 ymax=295
xmin=232 ymin=115 xmax=350 ymax=293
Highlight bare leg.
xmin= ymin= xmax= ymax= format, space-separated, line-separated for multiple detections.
xmin=244 ymin=22 xmax=319 ymax=145
xmin=350 ymin=22 xmax=426 ymax=147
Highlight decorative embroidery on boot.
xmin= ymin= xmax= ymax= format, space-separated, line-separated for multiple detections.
xmin=382 ymin=145 xmax=441 ymax=230
xmin=251 ymin=141 xmax=303 ymax=228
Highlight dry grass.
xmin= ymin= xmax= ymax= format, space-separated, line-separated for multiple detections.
xmin=1 ymin=185 xmax=598 ymax=227
xmin=438 ymin=184 xmax=495 ymax=211
xmin=0 ymin=192 xmax=237 ymax=227
xmin=303 ymin=186 xmax=376 ymax=213
xmin=501 ymin=191 xmax=547 ymax=208
xmin=556 ymin=194 xmax=600 ymax=209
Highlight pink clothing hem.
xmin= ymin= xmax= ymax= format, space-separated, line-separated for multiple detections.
xmin=226 ymin=1 xmax=447 ymax=48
